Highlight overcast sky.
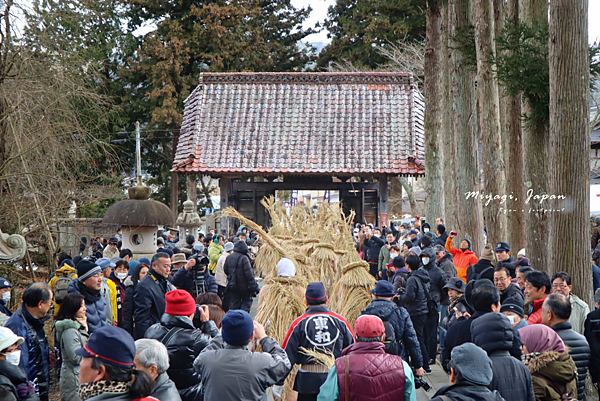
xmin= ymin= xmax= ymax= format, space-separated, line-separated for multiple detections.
xmin=291 ymin=0 xmax=600 ymax=44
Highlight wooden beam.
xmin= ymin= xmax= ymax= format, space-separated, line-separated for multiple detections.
xmin=379 ymin=176 xmax=388 ymax=227
xmin=170 ymin=171 xmax=179 ymax=216
xmin=220 ymin=178 xmax=232 ymax=236
xmin=187 ymin=175 xmax=197 ymax=207
xmin=231 ymin=181 xmax=379 ymax=192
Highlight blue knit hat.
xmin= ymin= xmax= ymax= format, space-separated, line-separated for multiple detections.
xmin=305 ymin=282 xmax=327 ymax=305
xmin=221 ymin=310 xmax=254 ymax=346
xmin=75 ymin=326 xmax=135 ymax=368
xmin=128 ymin=260 xmax=139 ymax=276
xmin=139 ymin=257 xmax=151 ymax=265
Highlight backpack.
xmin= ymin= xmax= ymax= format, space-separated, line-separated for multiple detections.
xmin=473 ymin=266 xmax=494 ymax=281
xmin=55 ymin=273 xmax=76 ymax=304
xmin=382 ymin=319 xmax=399 ymax=355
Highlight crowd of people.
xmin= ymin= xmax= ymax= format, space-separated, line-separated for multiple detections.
xmin=0 ymin=218 xmax=599 ymax=401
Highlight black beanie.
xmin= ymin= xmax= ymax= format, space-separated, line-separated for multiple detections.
xmin=406 ymin=254 xmax=420 ymax=271
xmin=77 ymin=260 xmax=102 ymax=282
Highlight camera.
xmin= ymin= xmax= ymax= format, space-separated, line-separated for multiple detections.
xmin=414 ymin=376 xmax=432 ymax=392
xmin=190 ymin=253 xmax=209 ymax=297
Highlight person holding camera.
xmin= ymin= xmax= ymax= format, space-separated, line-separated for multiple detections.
xmin=223 ymin=241 xmax=259 ymax=313
xmin=170 ymin=254 xmax=218 ymax=299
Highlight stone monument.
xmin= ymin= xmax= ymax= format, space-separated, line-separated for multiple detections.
xmin=176 ymin=199 xmax=201 ymax=248
xmin=0 ymin=229 xmax=27 ymax=264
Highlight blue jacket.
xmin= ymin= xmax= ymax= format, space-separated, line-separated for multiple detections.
xmin=5 ymin=305 xmax=50 ymax=401
xmin=67 ymin=279 xmax=107 ymax=334
xmin=361 ymin=298 xmax=424 ymax=368
xmin=170 ymin=266 xmax=218 ymax=299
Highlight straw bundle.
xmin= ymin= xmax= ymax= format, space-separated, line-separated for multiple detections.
xmin=299 ymin=347 xmax=335 ymax=370
xmin=330 ymin=258 xmax=376 ymax=327
xmin=310 ymin=243 xmax=337 ymax=290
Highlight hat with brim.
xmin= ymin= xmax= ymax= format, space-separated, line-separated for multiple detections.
xmin=0 ymin=327 xmax=24 ymax=351
xmin=172 ymin=253 xmax=187 ymax=265
xmin=96 ymin=257 xmax=116 ymax=269
xmin=443 ymin=277 xmax=466 ymax=293
xmin=370 ymin=280 xmax=395 ymax=297
xmin=386 ymin=256 xmax=406 ymax=269
xmin=75 ymin=326 xmax=135 ymax=368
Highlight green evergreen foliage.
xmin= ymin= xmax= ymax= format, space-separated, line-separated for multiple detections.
xmin=450 ymin=24 xmax=477 ymax=72
xmin=317 ymin=0 xmax=426 ymax=69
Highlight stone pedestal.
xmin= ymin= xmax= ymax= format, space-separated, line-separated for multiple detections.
xmin=176 ymin=199 xmax=201 ymax=247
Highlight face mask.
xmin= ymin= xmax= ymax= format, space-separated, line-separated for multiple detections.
xmin=424 ymin=228 xmax=430 ymax=233
xmin=3 ymin=350 xmax=21 ymax=366
xmin=1 ymin=292 xmax=10 ymax=302
xmin=421 ymin=257 xmax=430 ymax=265
xmin=390 ymin=253 xmax=398 ymax=259
xmin=506 ymin=315 xmax=515 ymax=325
xmin=116 ymin=272 xmax=127 ymax=280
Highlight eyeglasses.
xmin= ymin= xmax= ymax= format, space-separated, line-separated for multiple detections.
xmin=494 ymin=277 xmax=509 ymax=283
xmin=552 ymin=284 xmax=568 ymax=290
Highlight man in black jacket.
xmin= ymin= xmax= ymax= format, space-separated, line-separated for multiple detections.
xmin=170 ymin=255 xmax=218 ymax=298
xmin=133 ymin=252 xmax=175 ymax=339
xmin=397 ymin=254 xmax=431 ymax=373
xmin=584 ymin=289 xmax=600 ymax=393
xmin=363 ymin=228 xmax=385 ymax=278
xmin=471 ymin=312 xmax=535 ymax=401
xmin=421 ymin=246 xmax=448 ymax=366
xmin=223 ymin=241 xmax=257 ymax=312
xmin=493 ymin=267 xmax=524 ymax=306
xmin=435 ymin=224 xmax=449 ymax=248
xmin=542 ymin=293 xmax=590 ymax=401
xmin=442 ymin=280 xmax=521 ymax=373
xmin=466 ymin=243 xmax=495 ymax=283
xmin=145 ymin=289 xmax=219 ymax=401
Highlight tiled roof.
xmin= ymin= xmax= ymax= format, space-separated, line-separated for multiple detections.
xmin=172 ymin=72 xmax=425 ymax=176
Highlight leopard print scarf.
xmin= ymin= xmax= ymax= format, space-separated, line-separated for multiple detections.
xmin=79 ymin=381 xmax=129 ymax=400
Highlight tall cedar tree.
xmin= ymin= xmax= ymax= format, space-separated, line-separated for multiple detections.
xmin=119 ymin=0 xmax=314 ymax=205
xmin=318 ymin=0 xmax=426 ymax=69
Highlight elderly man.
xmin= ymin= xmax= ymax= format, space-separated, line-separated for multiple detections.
xmin=133 ymin=252 xmax=175 ymax=339
xmin=430 ymin=343 xmax=505 ymax=401
xmin=551 ymin=272 xmax=590 ymax=335
xmin=542 ymin=293 xmax=590 ymax=401
xmin=134 ymin=339 xmax=181 ymax=401
xmin=493 ymin=267 xmax=524 ymax=306
xmin=584 ymin=288 xmax=600 ymax=394
xmin=68 ymin=259 xmax=108 ymax=333
xmin=317 ymin=315 xmax=417 ymax=401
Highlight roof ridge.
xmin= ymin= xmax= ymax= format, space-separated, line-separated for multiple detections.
xmin=199 ymin=72 xmax=414 ymax=85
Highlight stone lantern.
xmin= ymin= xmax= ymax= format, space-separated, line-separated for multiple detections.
xmin=176 ymin=199 xmax=200 ymax=248
xmin=102 ymin=185 xmax=175 ymax=260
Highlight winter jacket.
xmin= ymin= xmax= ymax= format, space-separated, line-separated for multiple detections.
xmin=108 ymin=272 xmax=126 ymax=327
xmin=499 ymin=283 xmax=525 ymax=306
xmin=49 ymin=264 xmax=78 ymax=316
xmin=0 ymin=298 xmax=12 ymax=325
xmin=5 ymin=305 xmax=50 ymax=401
xmin=378 ymin=242 xmax=396 ymax=273
xmin=584 ymin=308 xmax=600 ymax=383
xmin=466 ymin=258 xmax=495 ymax=283
xmin=524 ymin=351 xmax=577 ymax=401
xmin=497 ymin=256 xmax=513 ymax=271
xmin=67 ymin=280 xmax=107 ymax=334
xmin=195 ymin=336 xmax=291 ymax=401
xmin=445 ymin=237 xmax=478 ymax=283
xmin=215 ymin=253 xmax=229 ymax=287
xmin=122 ymin=276 xmax=135 ymax=335
xmin=102 ymin=277 xmax=117 ymax=325
xmin=145 ymin=314 xmax=219 ymax=401
xmin=435 ymin=232 xmax=449 ymax=248
xmin=102 ymin=246 xmax=119 ymax=260
xmin=396 ymin=268 xmax=430 ymax=316
xmin=223 ymin=241 xmax=255 ymax=297
xmin=208 ymin=242 xmax=224 ymax=274
xmin=363 ymin=235 xmax=385 ymax=262
xmin=592 ymin=225 xmax=600 ymax=250
xmin=440 ymin=296 xmax=471 ymax=331
xmin=471 ymin=312 xmax=535 ymax=401
xmin=551 ymin=321 xmax=590 ymax=400
xmin=421 ymin=247 xmax=448 ymax=306
xmin=441 ymin=311 xmax=522 ymax=373
xmin=281 ymin=305 xmax=355 ymax=394
xmin=133 ymin=269 xmax=175 ymax=340
xmin=361 ymin=299 xmax=423 ymax=367
xmin=56 ymin=319 xmax=89 ymax=401
xmin=0 ymin=358 xmax=40 ymax=401
xmin=568 ymin=294 xmax=590 ymax=335
xmin=527 ymin=297 xmax=547 ymax=325
xmin=391 ymin=268 xmax=409 ymax=294
xmin=430 ymin=382 xmax=506 ymax=401
xmin=170 ymin=265 xmax=218 ymax=299
xmin=151 ymin=373 xmax=181 ymax=401
xmin=85 ymin=390 xmax=158 ymax=401
xmin=437 ymin=252 xmax=456 ymax=281
xmin=594 ymin=263 xmax=600 ymax=293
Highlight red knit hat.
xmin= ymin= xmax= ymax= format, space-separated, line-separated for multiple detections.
xmin=165 ymin=289 xmax=196 ymax=316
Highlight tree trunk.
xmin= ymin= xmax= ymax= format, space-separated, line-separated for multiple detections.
xmin=504 ymin=0 xmax=525 ymax=253
xmin=548 ymin=0 xmax=590 ymax=300
xmin=399 ymin=178 xmax=418 ymax=216
xmin=390 ymin=175 xmax=404 ymax=216
xmin=520 ymin=0 xmax=549 ymax=268
xmin=424 ymin=0 xmax=445 ymax=222
xmin=473 ymin=0 xmax=506 ymax=247
xmin=450 ymin=0 xmax=485 ymax=256
xmin=187 ymin=174 xmax=197 ymax=207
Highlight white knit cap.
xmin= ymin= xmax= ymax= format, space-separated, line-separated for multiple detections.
xmin=276 ymin=258 xmax=296 ymax=277
xmin=0 ymin=327 xmax=24 ymax=352
xmin=518 ymin=248 xmax=526 ymax=257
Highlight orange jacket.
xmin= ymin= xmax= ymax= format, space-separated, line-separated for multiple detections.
xmin=527 ymin=297 xmax=547 ymax=325
xmin=445 ymin=236 xmax=479 ymax=283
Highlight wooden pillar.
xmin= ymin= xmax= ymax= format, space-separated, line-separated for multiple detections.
xmin=187 ymin=174 xmax=197 ymax=207
xmin=220 ymin=178 xmax=232 ymax=236
xmin=379 ymin=176 xmax=389 ymax=228
xmin=170 ymin=172 xmax=179 ymax=217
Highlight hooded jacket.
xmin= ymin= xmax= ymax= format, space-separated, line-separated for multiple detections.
xmin=466 ymin=258 xmax=495 ymax=283
xmin=55 ymin=319 xmax=89 ymax=401
xmin=49 ymin=263 xmax=78 ymax=316
xmin=391 ymin=268 xmax=409 ymax=294
xmin=421 ymin=247 xmax=449 ymax=306
xmin=551 ymin=321 xmax=590 ymax=400
xmin=524 ymin=351 xmax=577 ymax=401
xmin=361 ymin=299 xmax=423 ymax=367
xmin=122 ymin=276 xmax=135 ymax=335
xmin=397 ymin=268 xmax=430 ymax=316
xmin=223 ymin=241 xmax=255 ymax=297
xmin=0 ymin=358 xmax=39 ymax=401
xmin=437 ymin=252 xmax=456 ymax=280
xmin=145 ymin=314 xmax=219 ymax=401
xmin=67 ymin=279 xmax=107 ymax=334
xmin=445 ymin=237 xmax=478 ymax=283
xmin=435 ymin=231 xmax=449 ymax=248
xmin=132 ymin=269 xmax=175 ymax=340
xmin=471 ymin=313 xmax=535 ymax=401
xmin=430 ymin=382 xmax=506 ymax=401
xmin=208 ymin=242 xmax=224 ymax=273
xmin=5 ymin=305 xmax=50 ymax=401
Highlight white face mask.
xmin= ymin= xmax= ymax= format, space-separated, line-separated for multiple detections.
xmin=3 ymin=349 xmax=21 ymax=366
xmin=1 ymin=292 xmax=10 ymax=302
xmin=506 ymin=315 xmax=515 ymax=326
xmin=422 ymin=257 xmax=430 ymax=265
xmin=116 ymin=272 xmax=128 ymax=280
xmin=424 ymin=228 xmax=430 ymax=233
xmin=390 ymin=253 xmax=398 ymax=259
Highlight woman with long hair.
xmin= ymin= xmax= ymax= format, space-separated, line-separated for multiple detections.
xmin=55 ymin=292 xmax=89 ymax=401
xmin=122 ymin=263 xmax=149 ymax=336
